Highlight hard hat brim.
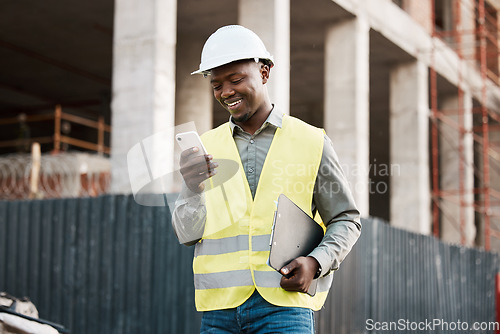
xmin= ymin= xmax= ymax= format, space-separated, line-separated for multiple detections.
xmin=191 ymin=56 xmax=274 ymax=76
xmin=190 ymin=68 xmax=209 ymax=76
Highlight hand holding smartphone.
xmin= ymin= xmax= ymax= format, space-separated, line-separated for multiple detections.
xmin=176 ymin=131 xmax=217 ymax=192
xmin=175 ymin=131 xmax=207 ymax=155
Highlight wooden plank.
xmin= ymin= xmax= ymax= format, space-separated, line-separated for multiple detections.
xmin=60 ymin=112 xmax=111 ymax=132
xmin=0 ymin=136 xmax=53 ymax=148
xmin=97 ymin=116 xmax=104 ymax=154
xmin=0 ymin=113 xmax=54 ymax=126
xmin=60 ymin=135 xmax=111 ymax=154
xmin=29 ymin=142 xmax=41 ymax=198
xmin=54 ymin=105 xmax=61 ymax=152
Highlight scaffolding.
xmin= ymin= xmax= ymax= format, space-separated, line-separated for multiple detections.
xmin=430 ymin=0 xmax=500 ymax=250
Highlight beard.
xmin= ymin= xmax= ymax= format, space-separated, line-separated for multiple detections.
xmin=232 ymin=112 xmax=251 ymax=123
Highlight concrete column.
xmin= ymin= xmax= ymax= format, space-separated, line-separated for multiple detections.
xmin=172 ymin=36 xmax=213 ymax=193
xmin=111 ymin=0 xmax=177 ymax=193
xmin=442 ymin=0 xmax=454 ymax=32
xmin=238 ymin=0 xmax=290 ymax=114
xmin=324 ymin=17 xmax=370 ymax=217
xmin=489 ymin=125 xmax=500 ymax=250
xmin=439 ymin=93 xmax=475 ymax=245
xmin=390 ymin=60 xmax=431 ymax=234
xmin=175 ymin=36 xmax=213 ymax=134
xmin=459 ymin=0 xmax=476 ymax=67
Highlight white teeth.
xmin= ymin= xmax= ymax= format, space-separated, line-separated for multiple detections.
xmin=226 ymin=100 xmax=241 ymax=107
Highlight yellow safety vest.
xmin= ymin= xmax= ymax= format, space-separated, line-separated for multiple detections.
xmin=195 ymin=114 xmax=333 ymax=312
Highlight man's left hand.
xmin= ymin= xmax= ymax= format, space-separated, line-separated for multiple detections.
xmin=279 ymin=256 xmax=320 ymax=293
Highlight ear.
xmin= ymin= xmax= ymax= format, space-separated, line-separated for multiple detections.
xmin=260 ymin=63 xmax=270 ymax=84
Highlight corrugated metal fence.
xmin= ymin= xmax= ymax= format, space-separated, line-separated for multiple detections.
xmin=320 ymin=217 xmax=500 ymax=334
xmin=1 ymin=195 xmax=499 ymax=333
xmin=0 ymin=194 xmax=200 ymax=334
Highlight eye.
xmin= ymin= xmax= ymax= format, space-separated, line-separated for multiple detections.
xmin=212 ymin=85 xmax=221 ymax=91
xmin=232 ymin=78 xmax=243 ymax=84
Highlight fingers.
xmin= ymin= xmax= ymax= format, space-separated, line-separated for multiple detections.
xmin=280 ymin=259 xmax=298 ymax=277
xmin=180 ymin=146 xmax=201 ymax=160
xmin=179 ymin=147 xmax=218 ymax=193
xmin=280 ymin=271 xmax=309 ymax=293
xmin=280 ymin=258 xmax=305 ymax=292
xmin=279 ymin=257 xmax=317 ymax=293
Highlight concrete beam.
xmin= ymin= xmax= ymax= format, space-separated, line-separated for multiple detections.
xmin=488 ymin=0 xmax=500 ymax=11
xmin=332 ymin=0 xmax=500 ymax=112
xmin=402 ymin=0 xmax=433 ymax=34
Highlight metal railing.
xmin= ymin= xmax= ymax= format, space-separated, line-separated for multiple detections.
xmin=0 ymin=105 xmax=111 ymax=155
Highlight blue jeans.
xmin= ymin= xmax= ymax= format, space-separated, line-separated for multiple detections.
xmin=200 ymin=290 xmax=315 ymax=333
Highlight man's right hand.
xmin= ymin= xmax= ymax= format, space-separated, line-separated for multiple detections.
xmin=179 ymin=147 xmax=218 ymax=193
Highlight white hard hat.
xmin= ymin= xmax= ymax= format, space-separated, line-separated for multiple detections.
xmin=191 ymin=25 xmax=274 ymax=76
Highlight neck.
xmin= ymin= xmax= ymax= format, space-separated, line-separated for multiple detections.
xmin=235 ymin=102 xmax=273 ymax=135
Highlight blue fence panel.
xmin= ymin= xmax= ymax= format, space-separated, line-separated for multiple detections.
xmin=0 ymin=194 xmax=201 ymax=334
xmin=318 ymin=217 xmax=500 ymax=334
xmin=0 ymin=196 xmax=499 ymax=333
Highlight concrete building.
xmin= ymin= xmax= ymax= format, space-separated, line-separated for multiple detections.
xmin=2 ymin=0 xmax=500 ymax=250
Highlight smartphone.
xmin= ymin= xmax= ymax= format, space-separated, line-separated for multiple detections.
xmin=175 ymin=131 xmax=207 ymax=156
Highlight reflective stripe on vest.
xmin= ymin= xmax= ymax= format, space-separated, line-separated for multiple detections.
xmin=194 ymin=234 xmax=271 ymax=257
xmin=194 ymin=268 xmax=333 ymax=293
xmin=195 ymin=270 xmax=254 ymax=289
xmin=253 ymin=270 xmax=333 ymax=293
xmin=196 ymin=114 xmax=332 ymax=312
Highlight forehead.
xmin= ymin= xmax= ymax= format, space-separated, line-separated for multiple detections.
xmin=210 ymin=60 xmax=258 ymax=80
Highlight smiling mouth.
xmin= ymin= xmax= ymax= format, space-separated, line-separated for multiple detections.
xmin=225 ymin=99 xmax=242 ymax=109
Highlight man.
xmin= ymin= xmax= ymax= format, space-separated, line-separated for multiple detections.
xmin=173 ymin=25 xmax=361 ymax=333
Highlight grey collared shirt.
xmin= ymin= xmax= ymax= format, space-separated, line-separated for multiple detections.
xmin=172 ymin=107 xmax=361 ymax=277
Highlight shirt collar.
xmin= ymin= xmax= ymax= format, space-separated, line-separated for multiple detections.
xmin=229 ymin=105 xmax=283 ymax=135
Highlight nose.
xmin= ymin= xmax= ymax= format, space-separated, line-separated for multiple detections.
xmin=221 ymin=83 xmax=234 ymax=99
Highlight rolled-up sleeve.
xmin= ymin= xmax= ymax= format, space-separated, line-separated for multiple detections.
xmin=308 ymin=135 xmax=362 ymax=277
